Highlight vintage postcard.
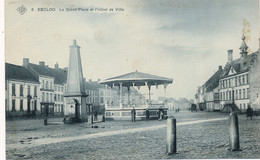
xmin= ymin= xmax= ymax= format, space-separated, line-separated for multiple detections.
xmin=3 ymin=0 xmax=260 ymax=159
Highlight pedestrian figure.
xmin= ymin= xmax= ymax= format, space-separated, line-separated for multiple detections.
xmin=94 ymin=110 xmax=98 ymax=121
xmin=161 ymin=109 xmax=164 ymax=120
xmin=246 ymin=105 xmax=254 ymax=120
xmin=131 ymin=107 xmax=136 ymax=122
xmin=158 ymin=106 xmax=163 ymax=120
xmin=145 ymin=108 xmax=150 ymax=121
xmin=178 ymin=108 xmax=180 ymax=112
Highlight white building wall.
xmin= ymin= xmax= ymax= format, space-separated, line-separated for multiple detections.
xmin=6 ymin=80 xmax=40 ymax=116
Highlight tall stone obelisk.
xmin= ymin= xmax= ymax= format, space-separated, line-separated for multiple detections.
xmin=64 ymin=39 xmax=87 ymax=123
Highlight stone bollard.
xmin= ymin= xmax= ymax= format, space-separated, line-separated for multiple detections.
xmin=102 ymin=115 xmax=105 ymax=122
xmin=166 ymin=116 xmax=176 ymax=154
xmin=91 ymin=115 xmax=94 ymax=124
xmin=44 ymin=117 xmax=47 ymax=125
xmin=229 ymin=112 xmax=240 ymax=151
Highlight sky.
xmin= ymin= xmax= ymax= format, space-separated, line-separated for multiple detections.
xmin=4 ymin=0 xmax=260 ymax=100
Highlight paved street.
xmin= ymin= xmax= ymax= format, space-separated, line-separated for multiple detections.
xmin=6 ymin=111 xmax=260 ymax=159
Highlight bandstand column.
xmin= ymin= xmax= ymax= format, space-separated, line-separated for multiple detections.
xmin=127 ymin=86 xmax=130 ymax=105
xmin=105 ymin=84 xmax=108 ymax=110
xmin=148 ymin=85 xmax=151 ymax=103
xmin=119 ymin=82 xmax=123 ymax=108
xmin=110 ymin=85 xmax=112 ymax=105
xmin=164 ymin=84 xmax=168 ymax=103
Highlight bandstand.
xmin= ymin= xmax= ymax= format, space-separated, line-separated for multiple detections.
xmin=100 ymin=71 xmax=173 ymax=120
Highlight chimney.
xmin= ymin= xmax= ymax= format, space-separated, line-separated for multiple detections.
xmin=54 ymin=62 xmax=59 ymax=69
xmin=89 ymin=79 xmax=92 ymax=82
xmin=39 ymin=61 xmax=45 ymax=66
xmin=23 ymin=58 xmax=29 ymax=67
xmin=218 ymin=66 xmax=222 ymax=70
xmin=227 ymin=50 xmax=233 ymax=63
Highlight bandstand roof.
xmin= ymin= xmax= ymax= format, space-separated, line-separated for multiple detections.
xmin=100 ymin=71 xmax=173 ymax=87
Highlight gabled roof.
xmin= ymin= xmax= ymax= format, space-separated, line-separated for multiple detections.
xmin=204 ymin=68 xmax=223 ymax=92
xmin=5 ymin=63 xmax=39 ymax=83
xmin=28 ymin=63 xmax=67 ymax=85
xmin=100 ymin=71 xmax=173 ymax=87
xmin=221 ymin=51 xmax=258 ymax=78
xmin=28 ymin=63 xmax=54 ymax=78
xmin=48 ymin=68 xmax=67 ymax=85
xmin=84 ymin=81 xmax=105 ymax=91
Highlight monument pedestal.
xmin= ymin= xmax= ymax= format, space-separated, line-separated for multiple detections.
xmin=64 ymin=94 xmax=88 ymax=123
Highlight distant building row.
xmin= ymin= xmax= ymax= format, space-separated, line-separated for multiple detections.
xmin=195 ymin=36 xmax=260 ymax=112
xmin=5 ymin=59 xmax=144 ymax=117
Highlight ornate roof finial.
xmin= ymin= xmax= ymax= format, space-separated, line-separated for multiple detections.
xmin=239 ymin=34 xmax=248 ymax=57
xmin=73 ymin=39 xmax=77 ymax=45
xmin=241 ymin=34 xmax=246 ymax=41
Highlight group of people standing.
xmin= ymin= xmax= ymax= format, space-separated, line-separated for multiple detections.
xmin=130 ymin=106 xmax=164 ymax=122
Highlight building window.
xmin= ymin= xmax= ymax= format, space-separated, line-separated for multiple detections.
xmin=50 ymin=93 xmax=53 ymax=102
xmin=228 ymin=79 xmax=231 ymax=88
xmin=58 ymin=95 xmax=60 ymax=102
xmin=235 ymin=90 xmax=238 ymax=100
xmin=42 ymin=92 xmax=45 ymax=102
xmin=247 ymin=88 xmax=249 ymax=99
xmin=242 ymin=76 xmax=245 ymax=85
xmin=61 ymin=95 xmax=63 ymax=102
xmin=42 ymin=80 xmax=44 ymax=88
xmin=20 ymin=100 xmax=23 ymax=111
xmin=243 ymin=103 xmax=246 ymax=110
xmin=46 ymin=93 xmax=49 ymax=102
xmin=58 ymin=86 xmax=60 ymax=92
xmin=239 ymin=89 xmax=241 ymax=99
xmin=20 ymin=85 xmax=23 ymax=96
xmin=27 ymin=85 xmax=30 ymax=95
xmin=55 ymin=86 xmax=57 ymax=91
xmin=226 ymin=91 xmax=228 ymax=100
xmin=54 ymin=94 xmax=57 ymax=101
xmin=12 ymin=84 xmax=16 ymax=96
xmin=243 ymin=89 xmax=245 ymax=99
xmin=238 ymin=76 xmax=241 ymax=85
xmin=34 ymin=100 xmax=37 ymax=111
xmin=240 ymin=104 xmax=242 ymax=110
xmin=245 ymin=74 xmax=248 ymax=84
xmin=46 ymin=81 xmax=49 ymax=89
xmin=12 ymin=99 xmax=15 ymax=111
xmin=34 ymin=86 xmax=37 ymax=97
xmin=50 ymin=82 xmax=52 ymax=90
xmin=235 ymin=77 xmax=237 ymax=86
xmin=229 ymin=91 xmax=231 ymax=100
xmin=61 ymin=87 xmax=63 ymax=92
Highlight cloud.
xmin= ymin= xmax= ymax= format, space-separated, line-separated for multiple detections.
xmin=5 ymin=0 xmax=259 ymax=99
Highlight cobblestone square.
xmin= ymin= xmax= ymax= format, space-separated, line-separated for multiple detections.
xmin=6 ymin=111 xmax=260 ymax=159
